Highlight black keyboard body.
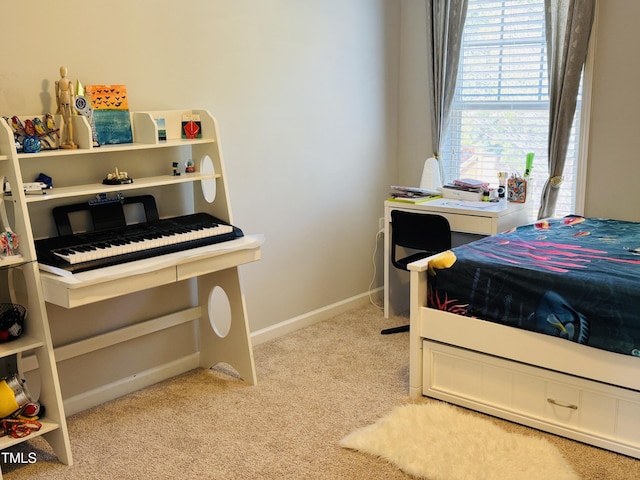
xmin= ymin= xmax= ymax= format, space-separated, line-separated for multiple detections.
xmin=35 ymin=213 xmax=244 ymax=273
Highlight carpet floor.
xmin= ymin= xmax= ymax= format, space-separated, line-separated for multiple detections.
xmin=2 ymin=304 xmax=640 ymax=479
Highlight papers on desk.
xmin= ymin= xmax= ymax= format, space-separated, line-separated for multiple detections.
xmin=430 ymin=198 xmax=508 ymax=211
xmin=441 ymin=200 xmax=502 ymax=209
xmin=389 ymin=185 xmax=441 ymax=203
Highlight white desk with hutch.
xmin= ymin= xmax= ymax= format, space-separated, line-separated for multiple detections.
xmin=383 ymin=197 xmax=529 ymax=317
xmin=0 ymin=109 xmax=260 ymax=474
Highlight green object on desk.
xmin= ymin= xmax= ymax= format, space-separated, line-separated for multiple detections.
xmin=525 ymin=152 xmax=534 ymax=177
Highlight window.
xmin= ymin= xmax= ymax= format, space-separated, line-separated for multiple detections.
xmin=441 ymin=0 xmax=582 ymax=217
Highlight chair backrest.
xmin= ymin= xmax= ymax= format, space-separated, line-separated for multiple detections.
xmin=390 ymin=210 xmax=451 ymax=268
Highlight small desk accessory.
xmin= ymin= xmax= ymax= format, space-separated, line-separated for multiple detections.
xmin=507 ymin=176 xmax=527 ymax=203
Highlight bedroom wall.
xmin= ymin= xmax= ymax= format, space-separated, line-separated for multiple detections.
xmin=0 ymin=1 xmax=399 ymax=408
xmin=397 ymin=0 xmax=640 ymax=223
xmin=584 ymin=0 xmax=640 ymax=222
xmin=0 ymin=0 xmax=398 ymax=333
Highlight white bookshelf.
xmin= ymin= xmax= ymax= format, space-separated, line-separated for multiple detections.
xmin=0 ymin=109 xmax=261 ymax=474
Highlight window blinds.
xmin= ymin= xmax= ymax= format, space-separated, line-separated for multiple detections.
xmin=442 ymin=0 xmax=580 ymax=216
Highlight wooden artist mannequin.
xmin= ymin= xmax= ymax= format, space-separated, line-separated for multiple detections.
xmin=55 ymin=66 xmax=77 ymax=149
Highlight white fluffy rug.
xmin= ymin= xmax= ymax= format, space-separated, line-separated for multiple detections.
xmin=340 ymin=402 xmax=579 ymax=480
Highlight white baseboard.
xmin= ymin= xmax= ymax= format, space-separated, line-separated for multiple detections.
xmin=250 ymin=289 xmax=382 ymax=346
xmin=62 ymin=354 xmax=200 ymax=416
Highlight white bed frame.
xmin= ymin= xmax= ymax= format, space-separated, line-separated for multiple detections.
xmin=408 ymin=256 xmax=640 ymax=459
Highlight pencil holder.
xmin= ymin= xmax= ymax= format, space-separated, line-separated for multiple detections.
xmin=507 ymin=178 xmax=527 ymax=203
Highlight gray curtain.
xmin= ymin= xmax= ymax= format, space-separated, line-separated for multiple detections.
xmin=426 ymin=0 xmax=468 ymax=180
xmin=538 ymin=0 xmax=596 ymax=219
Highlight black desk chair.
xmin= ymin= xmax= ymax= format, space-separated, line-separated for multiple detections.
xmin=382 ymin=210 xmax=451 ymax=335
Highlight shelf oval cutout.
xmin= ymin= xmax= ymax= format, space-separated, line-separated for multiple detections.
xmin=208 ymin=285 xmax=231 ymax=338
xmin=200 ymin=154 xmax=216 ymax=203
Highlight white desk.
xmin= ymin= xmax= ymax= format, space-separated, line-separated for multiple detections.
xmin=38 ymin=236 xmax=263 ymax=387
xmin=383 ymin=198 xmax=530 ymax=317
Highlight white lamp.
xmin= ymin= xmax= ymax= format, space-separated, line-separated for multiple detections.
xmin=420 ymin=157 xmax=442 ymax=191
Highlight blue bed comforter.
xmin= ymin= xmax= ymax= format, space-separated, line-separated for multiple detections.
xmin=428 ymin=216 xmax=640 ymax=356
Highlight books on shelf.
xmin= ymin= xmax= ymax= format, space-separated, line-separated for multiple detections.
xmin=389 ymin=185 xmax=441 ymax=204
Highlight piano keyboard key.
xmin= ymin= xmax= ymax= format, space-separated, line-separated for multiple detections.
xmin=53 ymin=224 xmax=234 ymax=264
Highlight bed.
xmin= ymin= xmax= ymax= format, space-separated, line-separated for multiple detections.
xmin=408 ymin=215 xmax=640 ymax=458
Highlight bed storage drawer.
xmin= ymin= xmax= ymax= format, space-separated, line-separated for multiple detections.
xmin=422 ymin=340 xmax=640 ymax=456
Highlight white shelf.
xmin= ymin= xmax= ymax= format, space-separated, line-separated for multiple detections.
xmin=0 ymin=419 xmax=61 ymax=449
xmin=0 ymin=254 xmax=25 ymax=268
xmin=16 ymin=137 xmax=215 ymax=161
xmin=0 ymin=335 xmax=45 ymax=358
xmin=24 ymin=172 xmax=221 ymax=203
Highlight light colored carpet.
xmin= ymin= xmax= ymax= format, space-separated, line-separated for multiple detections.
xmin=1 ymin=304 xmax=639 ymax=479
xmin=340 ymin=402 xmax=579 ymax=480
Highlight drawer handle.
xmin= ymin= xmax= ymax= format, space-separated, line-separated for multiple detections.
xmin=547 ymin=398 xmax=578 ymax=410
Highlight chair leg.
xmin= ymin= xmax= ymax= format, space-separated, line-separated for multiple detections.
xmin=381 ymin=324 xmax=410 ymax=335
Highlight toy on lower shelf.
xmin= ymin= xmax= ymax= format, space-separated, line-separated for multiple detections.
xmin=0 ymin=303 xmax=25 ymax=342
xmin=103 ymin=167 xmax=133 ymax=185
xmin=0 ymin=375 xmax=43 ymax=439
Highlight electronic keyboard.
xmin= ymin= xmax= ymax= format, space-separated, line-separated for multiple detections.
xmin=35 ymin=213 xmax=244 ymax=273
